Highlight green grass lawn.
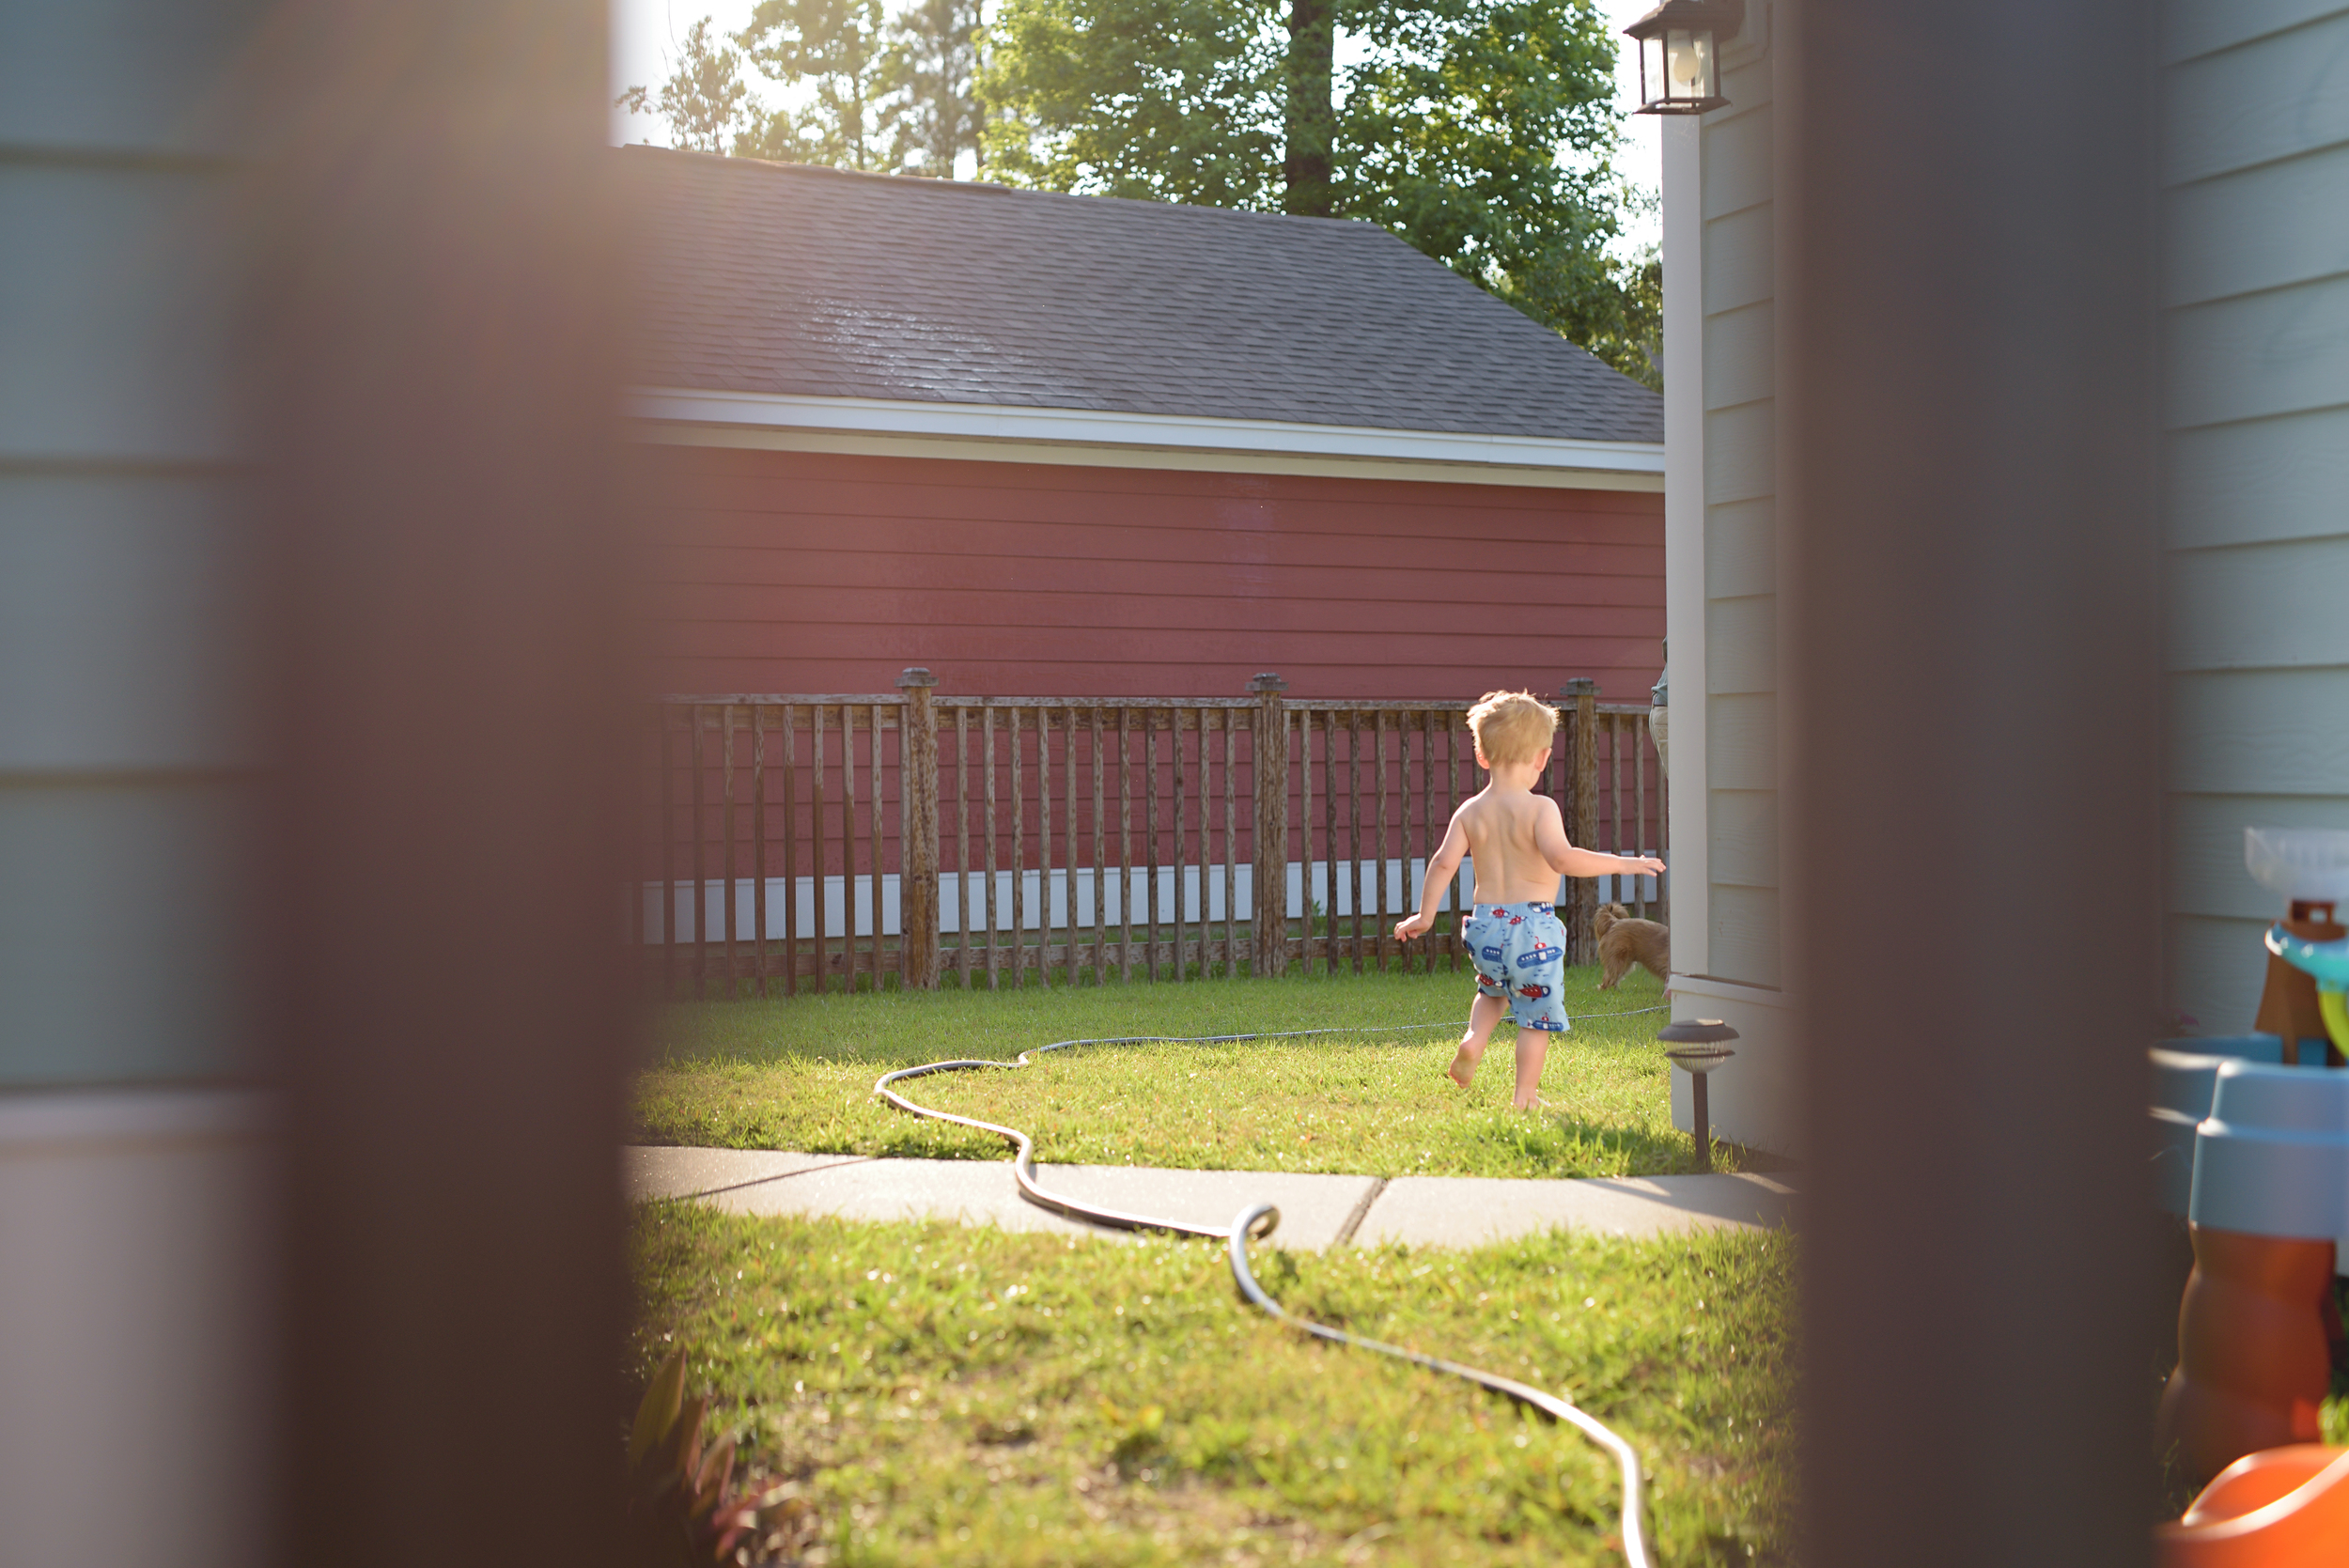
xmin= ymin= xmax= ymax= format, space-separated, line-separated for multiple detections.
xmin=635 ymin=966 xmax=1786 ymax=1180
xmin=634 ymin=1202 xmax=1798 ymax=1566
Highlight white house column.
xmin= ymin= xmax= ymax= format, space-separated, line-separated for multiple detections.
xmin=1661 ymin=112 xmax=1710 ymax=979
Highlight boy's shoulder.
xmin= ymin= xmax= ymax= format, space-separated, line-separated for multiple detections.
xmin=1511 ymin=789 xmax=1563 ymax=822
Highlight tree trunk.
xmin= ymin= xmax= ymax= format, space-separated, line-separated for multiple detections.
xmin=1283 ymin=0 xmax=1334 ymax=217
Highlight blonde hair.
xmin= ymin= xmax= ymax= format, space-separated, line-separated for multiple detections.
xmin=1468 ymin=690 xmax=1558 ymax=766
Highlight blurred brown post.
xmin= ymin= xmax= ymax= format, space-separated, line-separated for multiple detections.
xmin=1784 ymin=1 xmax=2160 ymax=1563
xmin=257 ymin=3 xmax=630 ymax=1567
xmin=897 ymin=668 xmax=941 ymax=989
xmin=1251 ymin=675 xmax=1290 ymax=975
xmin=1563 ymin=677 xmax=1600 ymax=962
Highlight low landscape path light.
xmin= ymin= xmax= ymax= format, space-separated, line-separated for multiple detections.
xmin=1657 ymin=1017 xmax=1739 ymax=1172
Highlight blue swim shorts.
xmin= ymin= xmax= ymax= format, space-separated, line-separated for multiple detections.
xmin=1463 ymin=901 xmax=1571 ymax=1032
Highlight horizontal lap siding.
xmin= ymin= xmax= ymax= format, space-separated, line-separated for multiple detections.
xmin=2 ymin=159 xmax=257 ymax=1086
xmin=2161 ymin=0 xmax=2349 ymax=1032
xmin=634 ymin=444 xmax=1664 ymax=703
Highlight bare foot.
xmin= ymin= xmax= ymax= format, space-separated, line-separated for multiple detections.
xmin=1447 ymin=1047 xmax=1478 ymax=1089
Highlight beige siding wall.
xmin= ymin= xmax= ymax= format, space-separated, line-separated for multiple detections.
xmin=1701 ymin=47 xmax=1782 ymax=988
xmin=2160 ymin=0 xmax=2349 ymax=1032
xmin=3 ymin=7 xmax=275 ymax=1563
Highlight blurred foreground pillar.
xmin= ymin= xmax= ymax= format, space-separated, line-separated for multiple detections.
xmin=1782 ymin=2 xmax=2161 ymax=1565
xmin=257 ymin=3 xmax=631 ymax=1566
xmin=1 ymin=1 xmax=631 ymax=1564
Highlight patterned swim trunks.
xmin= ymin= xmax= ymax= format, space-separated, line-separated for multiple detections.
xmin=1463 ymin=901 xmax=1571 ymax=1032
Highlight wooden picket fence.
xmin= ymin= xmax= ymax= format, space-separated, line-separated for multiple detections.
xmin=634 ymin=672 xmax=1666 ymax=998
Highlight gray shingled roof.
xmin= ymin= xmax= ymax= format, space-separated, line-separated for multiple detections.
xmin=626 ymin=147 xmax=1663 ymax=444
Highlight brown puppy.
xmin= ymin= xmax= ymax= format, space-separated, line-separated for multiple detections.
xmin=1593 ymin=902 xmax=1671 ymax=989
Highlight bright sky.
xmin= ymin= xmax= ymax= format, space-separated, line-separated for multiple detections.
xmin=609 ymin=0 xmax=1662 ymax=255
xmin=610 ymin=0 xmax=762 ymax=148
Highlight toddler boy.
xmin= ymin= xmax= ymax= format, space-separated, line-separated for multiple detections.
xmin=1393 ymin=691 xmax=1667 ymax=1110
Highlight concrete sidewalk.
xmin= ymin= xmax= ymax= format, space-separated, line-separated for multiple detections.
xmin=626 ymin=1146 xmax=1798 ymax=1251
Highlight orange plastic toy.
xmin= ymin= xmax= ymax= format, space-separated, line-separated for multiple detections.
xmin=2156 ymin=1445 xmax=2349 ymax=1566
xmin=2157 ymin=1226 xmax=2341 ymax=1483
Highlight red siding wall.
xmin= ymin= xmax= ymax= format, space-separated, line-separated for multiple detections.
xmin=636 ymin=444 xmax=1664 ymax=704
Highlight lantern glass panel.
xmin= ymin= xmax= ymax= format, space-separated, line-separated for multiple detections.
xmin=1665 ymin=27 xmax=1714 ymax=101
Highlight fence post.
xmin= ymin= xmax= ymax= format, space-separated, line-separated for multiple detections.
xmin=1250 ymin=674 xmax=1289 ymax=976
xmin=1562 ymin=677 xmax=1600 ymax=964
xmin=897 ymin=668 xmax=941 ymax=989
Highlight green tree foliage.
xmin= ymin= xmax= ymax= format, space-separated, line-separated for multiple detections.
xmin=1338 ymin=0 xmax=1656 ymax=384
xmin=878 ymin=0 xmax=986 ymax=177
xmin=1585 ymin=245 xmax=1661 ymax=391
xmin=980 ymin=0 xmax=1661 ymax=386
xmin=979 ymin=0 xmax=1285 ymax=208
xmin=738 ymin=0 xmax=891 ymax=168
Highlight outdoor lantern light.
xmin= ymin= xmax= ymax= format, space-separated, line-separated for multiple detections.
xmin=1625 ymin=0 xmax=1744 ymax=116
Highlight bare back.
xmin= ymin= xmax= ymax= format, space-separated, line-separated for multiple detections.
xmin=1454 ymin=786 xmax=1567 ymax=905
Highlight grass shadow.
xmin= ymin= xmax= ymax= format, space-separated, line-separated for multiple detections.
xmin=1529 ymin=1112 xmax=1698 ymax=1177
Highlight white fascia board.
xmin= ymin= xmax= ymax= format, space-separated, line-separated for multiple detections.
xmin=629 ymin=387 xmax=1664 ymax=484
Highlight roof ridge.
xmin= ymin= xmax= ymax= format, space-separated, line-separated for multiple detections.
xmin=616 ymin=143 xmax=1386 ymax=232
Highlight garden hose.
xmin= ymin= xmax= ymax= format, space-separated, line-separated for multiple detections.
xmin=1226 ymin=1202 xmax=1655 ymax=1568
xmin=874 ymin=1009 xmax=1671 ymax=1568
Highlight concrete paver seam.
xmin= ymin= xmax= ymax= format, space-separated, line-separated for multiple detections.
xmin=1331 ymin=1175 xmax=1391 ymax=1249
xmin=671 ymin=1154 xmax=881 ymax=1203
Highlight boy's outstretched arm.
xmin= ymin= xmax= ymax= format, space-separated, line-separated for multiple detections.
xmin=1394 ymin=811 xmax=1468 ymax=940
xmin=1534 ymin=796 xmax=1667 ymax=880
